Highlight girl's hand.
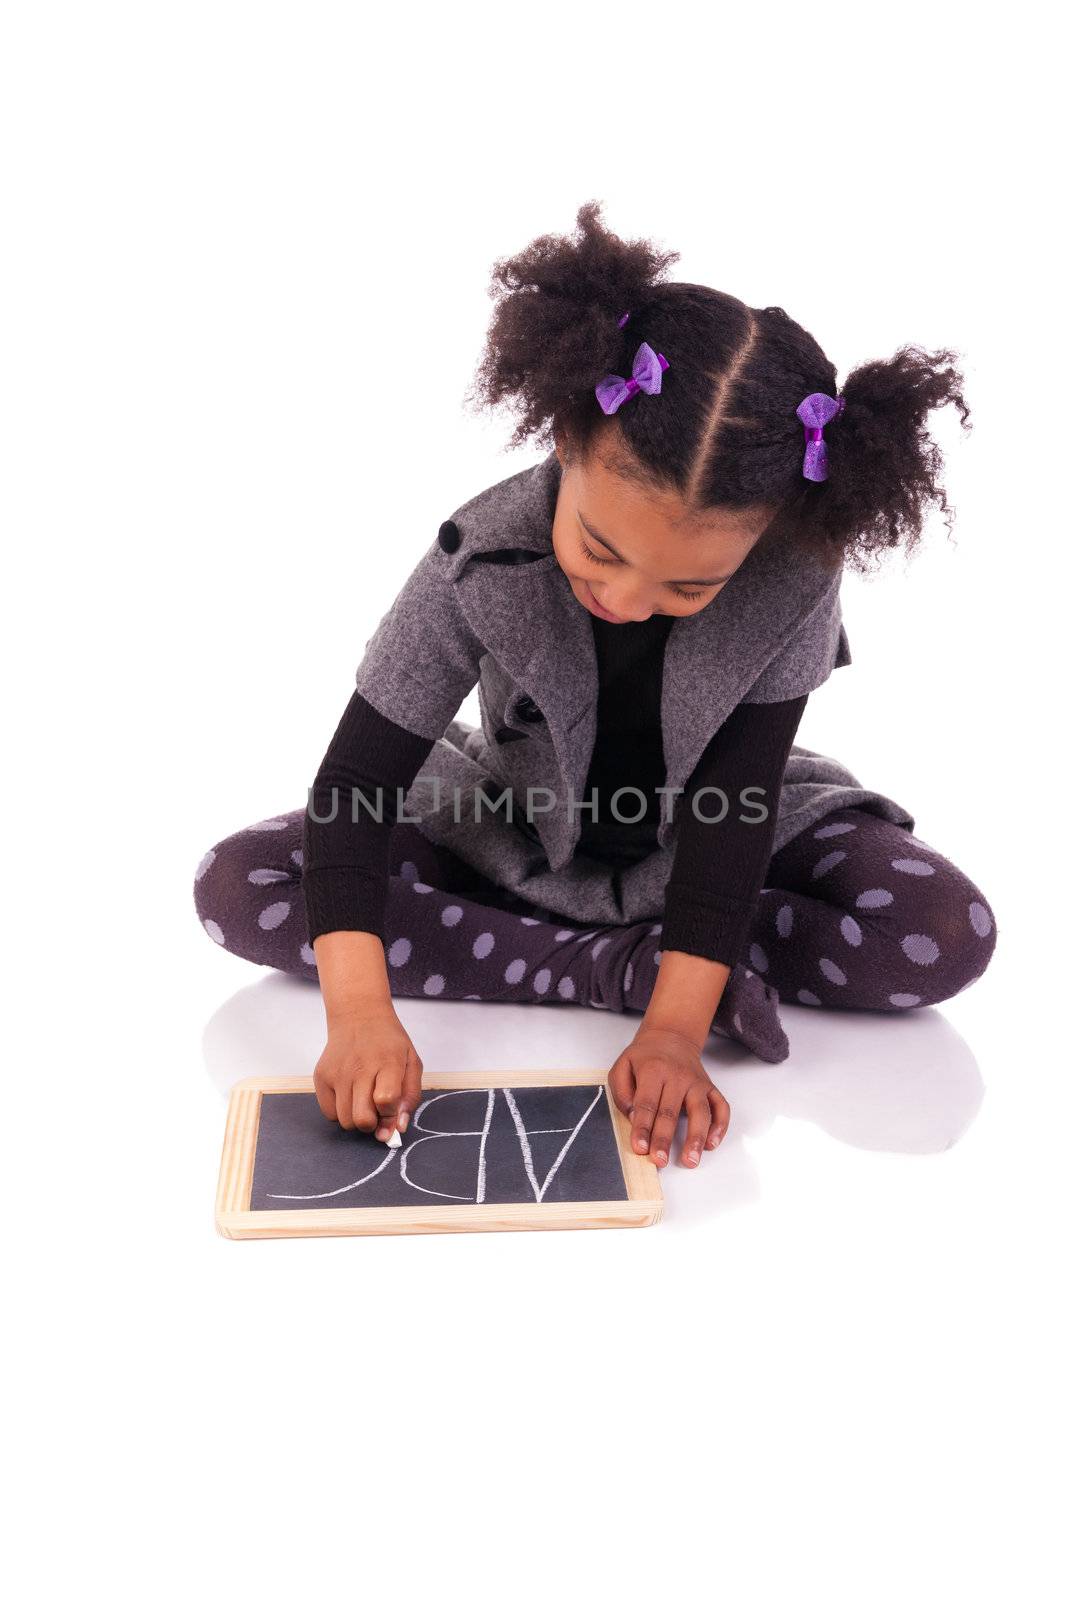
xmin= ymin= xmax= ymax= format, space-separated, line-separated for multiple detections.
xmin=608 ymin=1025 xmax=730 ymax=1169
xmin=312 ymin=1006 xmax=423 ymax=1142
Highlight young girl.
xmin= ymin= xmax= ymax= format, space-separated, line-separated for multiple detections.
xmin=194 ymin=201 xmax=997 ymax=1171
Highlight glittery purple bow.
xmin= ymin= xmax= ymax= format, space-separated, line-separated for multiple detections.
xmin=595 ymin=341 xmax=671 ymax=416
xmin=796 ymin=392 xmax=846 ymax=482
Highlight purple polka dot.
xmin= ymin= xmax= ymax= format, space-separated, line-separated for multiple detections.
xmin=814 ymin=821 xmax=856 ymax=838
xmin=653 ymin=950 xmax=661 ymax=966
xmin=591 ymin=938 xmax=610 ymax=960
xmin=889 ymin=992 xmax=921 ymax=1007
xmin=300 ymin=942 xmax=316 ymax=966
xmin=732 ymin=1012 xmax=744 ymax=1031
xmin=520 ymin=917 xmax=541 ymax=926
xmin=463 ymin=994 xmax=482 ymax=1001
xmin=441 ymin=904 xmax=463 ymax=927
xmin=840 ymin=915 xmax=863 ymax=946
xmin=412 ymin=882 xmax=434 ymax=895
xmin=423 ymin=974 xmax=445 ymax=996
xmin=399 ymin=860 xmax=419 ymax=882
xmin=558 ymin=976 xmax=576 ymax=1000
xmin=797 ymin=989 xmax=821 ymax=1005
xmin=258 ymin=901 xmax=291 ymax=931
xmin=813 ymin=849 xmax=848 ymax=879
xmin=902 ymin=933 xmax=940 ymax=966
xmin=473 ymin=931 xmax=495 ymax=959
xmin=533 ymin=968 xmax=551 ymax=995
xmin=504 ymin=958 xmax=527 ymax=984
xmin=624 ymin=961 xmax=633 ymax=991
xmin=776 ymin=906 xmax=793 ymax=938
xmin=195 ymin=850 xmax=215 ymax=881
xmin=891 ymin=858 xmax=936 ymax=876
xmin=203 ymin=918 xmax=225 ymax=945
xmin=554 ymin=929 xmax=576 ymax=942
xmin=969 ymin=901 xmax=993 ymax=937
xmin=576 ymin=930 xmax=597 ymax=942
xmin=248 ymin=868 xmax=289 ymax=886
xmin=749 ymin=942 xmax=769 ymax=973
xmin=249 ymin=817 xmax=288 ymax=832
xmin=387 ymin=938 xmax=411 ymax=968
xmin=650 ymin=923 xmax=662 ymax=936
xmin=291 ymin=850 xmax=303 ymax=868
xmin=856 ymin=889 xmax=893 ymax=909
xmin=819 ymin=958 xmax=847 ymax=985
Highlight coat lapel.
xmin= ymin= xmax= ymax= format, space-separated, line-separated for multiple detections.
xmin=658 ymin=527 xmax=835 ymax=825
xmin=449 ymin=450 xmax=563 ymax=576
xmin=450 ymin=451 xmax=599 ymax=810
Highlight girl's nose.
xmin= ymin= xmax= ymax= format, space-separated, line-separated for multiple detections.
xmin=601 ymin=579 xmax=659 ymax=620
xmin=601 ymin=587 xmax=655 ymax=622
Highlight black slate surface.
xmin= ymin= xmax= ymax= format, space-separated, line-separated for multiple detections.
xmin=249 ymin=1083 xmax=628 ymax=1211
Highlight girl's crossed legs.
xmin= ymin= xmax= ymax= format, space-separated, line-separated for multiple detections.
xmin=193 ymin=806 xmax=997 ymax=1062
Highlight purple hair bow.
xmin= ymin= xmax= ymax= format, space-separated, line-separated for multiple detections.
xmin=595 ymin=341 xmax=671 ymax=416
xmin=796 ymin=392 xmax=846 ymax=482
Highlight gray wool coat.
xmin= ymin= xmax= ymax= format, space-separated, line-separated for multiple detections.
xmin=352 ymin=449 xmax=916 ymax=926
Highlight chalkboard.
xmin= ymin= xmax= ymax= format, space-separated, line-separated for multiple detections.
xmin=216 ymin=1072 xmax=662 ymax=1238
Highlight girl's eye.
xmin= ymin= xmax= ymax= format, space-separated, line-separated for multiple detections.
xmin=580 ymin=531 xmax=712 ymax=603
xmin=579 ymin=535 xmax=613 ymax=567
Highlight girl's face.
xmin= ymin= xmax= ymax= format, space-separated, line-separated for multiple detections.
xmin=551 ymin=435 xmax=773 ymax=625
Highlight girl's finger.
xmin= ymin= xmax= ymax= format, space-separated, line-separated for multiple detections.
xmin=609 ymin=1055 xmax=637 ymax=1119
xmin=649 ymin=1091 xmax=684 ymax=1168
xmin=372 ymin=1058 xmax=405 ymax=1141
xmin=334 ymin=1086 xmax=354 ymax=1131
xmin=705 ymin=1086 xmax=731 ymax=1150
xmin=683 ymin=1088 xmax=712 ymax=1168
xmin=629 ymin=1067 xmax=664 ymax=1157
xmin=315 ymin=1076 xmax=338 ymax=1124
xmin=397 ymin=1052 xmax=423 ymax=1134
xmin=350 ymin=1072 xmax=378 ymax=1135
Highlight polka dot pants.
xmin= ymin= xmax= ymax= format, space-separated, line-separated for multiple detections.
xmin=758 ymin=809 xmax=997 ymax=1010
xmin=193 ymin=805 xmax=997 ymax=1061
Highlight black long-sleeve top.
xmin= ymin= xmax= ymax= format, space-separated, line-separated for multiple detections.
xmin=303 ymin=611 xmax=807 ymax=969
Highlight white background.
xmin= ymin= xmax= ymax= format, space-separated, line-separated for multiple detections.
xmin=4 ymin=4 xmax=1063 ymax=1596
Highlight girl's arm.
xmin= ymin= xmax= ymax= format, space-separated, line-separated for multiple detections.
xmin=302 ymin=690 xmax=439 ymax=1136
xmin=303 ymin=689 xmax=435 ymax=943
xmin=655 ymin=692 xmax=810 ymax=971
xmin=302 ymin=532 xmax=485 ymax=1131
xmin=314 ymin=929 xmax=395 ymax=1022
xmin=609 ymin=693 xmax=809 ymax=1167
xmin=642 ymin=948 xmax=731 ymax=1045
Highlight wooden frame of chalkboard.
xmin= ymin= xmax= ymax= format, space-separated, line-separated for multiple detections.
xmin=216 ymin=1069 xmax=662 ymax=1239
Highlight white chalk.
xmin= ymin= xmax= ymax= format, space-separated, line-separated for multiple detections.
xmin=386 ymin=1127 xmax=403 ymax=1149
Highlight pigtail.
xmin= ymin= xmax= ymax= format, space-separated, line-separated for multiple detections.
xmin=464 ymin=199 xmax=680 ymax=453
xmin=466 ymin=208 xmax=971 ymax=577
xmin=788 ymin=343 xmax=972 ymax=575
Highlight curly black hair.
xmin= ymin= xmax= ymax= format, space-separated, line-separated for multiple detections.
xmin=465 ymin=200 xmax=971 ymax=576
